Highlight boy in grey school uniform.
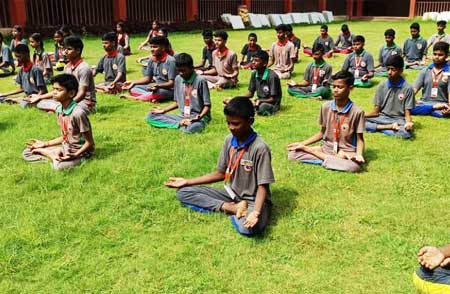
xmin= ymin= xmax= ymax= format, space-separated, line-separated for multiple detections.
xmin=411 ymin=42 xmax=450 ymax=118
xmin=0 ymin=33 xmax=15 ymax=77
xmin=268 ymin=24 xmax=296 ymax=79
xmin=23 ymin=74 xmax=95 ymax=171
xmin=165 ymin=97 xmax=275 ymax=236
xmin=288 ymin=71 xmax=365 ymax=173
xmin=287 ymin=44 xmax=332 ymax=100
xmin=147 ymin=53 xmax=211 ymax=133
xmin=404 ymin=23 xmax=428 ymax=70
xmin=426 ymin=20 xmax=450 ymax=53
xmin=304 ymin=24 xmax=334 ymax=58
xmin=365 ymin=55 xmax=415 ymax=139
xmin=93 ymin=32 xmax=126 ymax=94
xmin=227 ymin=50 xmax=282 ymax=116
xmin=334 ymin=24 xmax=354 ymax=54
xmin=0 ymin=44 xmax=49 ymax=109
xmin=342 ymin=35 xmax=375 ymax=88
xmin=374 ymin=29 xmax=402 ymax=77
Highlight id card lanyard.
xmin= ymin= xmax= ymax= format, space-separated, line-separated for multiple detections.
xmin=58 ymin=113 xmax=69 ymax=143
xmin=354 ymin=53 xmax=363 ymax=79
xmin=224 ymin=147 xmax=246 ymax=199
xmin=184 ymin=84 xmax=193 ymax=117
xmin=332 ymin=112 xmax=348 ymax=154
xmin=431 ymin=68 xmax=443 ymax=98
xmin=312 ymin=66 xmax=320 ymax=92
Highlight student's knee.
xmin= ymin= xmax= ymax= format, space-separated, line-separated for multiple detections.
xmin=395 ymin=128 xmax=412 ymax=139
xmin=322 ymin=156 xmax=361 ymax=173
xmin=176 ymin=186 xmax=197 ymax=202
xmin=414 ymin=266 xmax=450 ymax=293
xmin=365 ymin=121 xmax=377 ymax=132
xmin=230 ymin=215 xmax=266 ymax=237
xmin=182 ymin=122 xmax=205 ymax=134
xmin=257 ymin=103 xmax=276 ymax=116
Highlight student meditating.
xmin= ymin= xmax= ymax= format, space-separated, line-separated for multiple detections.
xmin=165 ymin=97 xmax=275 ymax=236
xmin=341 ymin=35 xmax=375 ymax=88
xmin=23 ymin=74 xmax=95 ymax=171
xmin=287 ymin=71 xmax=365 ymax=173
xmin=374 ymin=29 xmax=402 ymax=77
xmin=147 ymin=53 xmax=211 ymax=133
xmin=403 ymin=23 xmax=428 ymax=70
xmin=365 ymin=55 xmax=415 ymax=139
xmin=287 ymin=44 xmax=332 ymax=100
xmin=414 ymin=243 xmax=450 ymax=294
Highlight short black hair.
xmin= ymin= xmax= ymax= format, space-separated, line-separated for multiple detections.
xmin=159 ymin=27 xmax=169 ymax=37
xmin=54 ymin=30 xmax=63 ymax=37
xmin=175 ymin=53 xmax=194 ymax=68
xmin=410 ymin=22 xmax=420 ymax=30
xmin=248 ymin=32 xmax=257 ymax=40
xmin=275 ymin=24 xmax=289 ymax=32
xmin=286 ymin=24 xmax=293 ymax=32
xmin=224 ymin=97 xmax=255 ymax=119
xmin=149 ymin=36 xmax=169 ymax=46
xmin=385 ymin=55 xmax=404 ymax=69
xmin=60 ymin=25 xmax=72 ymax=36
xmin=214 ymin=30 xmax=228 ymax=41
xmin=437 ymin=20 xmax=447 ymax=26
xmin=341 ymin=24 xmax=349 ymax=32
xmin=384 ymin=29 xmax=395 ymax=37
xmin=433 ymin=41 xmax=449 ymax=55
xmin=353 ymin=35 xmax=365 ymax=43
xmin=312 ymin=43 xmax=325 ymax=54
xmin=202 ymin=29 xmax=213 ymax=37
xmin=13 ymin=25 xmax=23 ymax=33
xmin=13 ymin=43 xmax=29 ymax=54
xmin=102 ymin=32 xmax=117 ymax=43
xmin=332 ymin=70 xmax=355 ymax=87
xmin=51 ymin=74 xmax=79 ymax=94
xmin=320 ymin=24 xmax=328 ymax=31
xmin=253 ymin=49 xmax=269 ymax=63
xmin=64 ymin=36 xmax=84 ymax=54
xmin=30 ymin=32 xmax=44 ymax=51
xmin=117 ymin=21 xmax=126 ymax=30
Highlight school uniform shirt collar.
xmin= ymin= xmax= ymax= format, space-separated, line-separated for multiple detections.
xmin=21 ymin=61 xmax=33 ymax=72
xmin=255 ymin=68 xmax=269 ymax=80
xmin=383 ymin=43 xmax=398 ymax=49
xmin=277 ymin=38 xmax=288 ymax=46
xmin=216 ymin=47 xmax=229 ymax=58
xmin=311 ymin=60 xmax=326 ymax=68
xmin=152 ymin=52 xmax=168 ymax=62
xmin=182 ymin=72 xmax=197 ymax=84
xmin=68 ymin=58 xmax=84 ymax=70
xmin=231 ymin=130 xmax=258 ymax=149
xmin=106 ymin=50 xmax=119 ymax=58
xmin=354 ymin=49 xmax=365 ymax=57
xmin=331 ymin=100 xmax=353 ymax=114
xmin=387 ymin=77 xmax=406 ymax=88
xmin=428 ymin=63 xmax=450 ymax=72
xmin=56 ymin=101 xmax=77 ymax=115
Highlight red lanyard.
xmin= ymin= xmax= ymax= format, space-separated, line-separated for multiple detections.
xmin=431 ymin=68 xmax=443 ymax=87
xmin=58 ymin=113 xmax=69 ymax=142
xmin=184 ymin=84 xmax=193 ymax=117
xmin=69 ymin=58 xmax=83 ymax=71
xmin=332 ymin=112 xmax=347 ymax=142
xmin=355 ymin=55 xmax=362 ymax=69
xmin=312 ymin=66 xmax=320 ymax=84
xmin=224 ymin=147 xmax=246 ymax=182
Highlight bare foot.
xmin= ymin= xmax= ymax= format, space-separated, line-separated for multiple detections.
xmin=392 ymin=122 xmax=400 ymax=131
xmin=235 ymin=201 xmax=248 ymax=219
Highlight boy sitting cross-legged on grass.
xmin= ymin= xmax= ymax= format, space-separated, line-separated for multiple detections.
xmin=23 ymin=74 xmax=95 ymax=171
xmin=92 ymin=32 xmax=126 ymax=94
xmin=374 ymin=29 xmax=403 ymax=77
xmin=122 ymin=36 xmax=176 ymax=102
xmin=147 ymin=53 xmax=211 ymax=133
xmin=414 ymin=243 xmax=450 ymax=293
xmin=411 ymin=41 xmax=450 ymax=118
xmin=365 ymin=55 xmax=415 ymax=139
xmin=0 ymin=44 xmax=49 ymax=109
xmin=287 ymin=43 xmax=332 ymax=100
xmin=165 ymin=97 xmax=275 ymax=236
xmin=287 ymin=70 xmax=365 ymax=173
xmin=225 ymin=50 xmax=282 ymax=116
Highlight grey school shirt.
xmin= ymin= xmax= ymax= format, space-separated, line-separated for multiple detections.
xmin=56 ymin=101 xmax=94 ymax=155
xmin=217 ymin=134 xmax=275 ymax=200
xmin=146 ymin=54 xmax=177 ymax=84
xmin=403 ymin=37 xmax=427 ymax=62
xmin=0 ymin=44 xmax=13 ymax=65
xmin=414 ymin=64 xmax=450 ymax=103
xmin=342 ymin=50 xmax=374 ymax=78
xmin=313 ymin=35 xmax=335 ymax=52
xmin=173 ymin=73 xmax=211 ymax=118
xmin=96 ymin=52 xmax=126 ymax=82
xmin=335 ymin=33 xmax=355 ymax=48
xmin=373 ymin=78 xmax=415 ymax=120
xmin=304 ymin=61 xmax=332 ymax=86
xmin=64 ymin=61 xmax=96 ymax=103
xmin=202 ymin=45 xmax=216 ymax=68
xmin=378 ymin=44 xmax=402 ymax=66
xmin=248 ymin=68 xmax=282 ymax=106
xmin=428 ymin=33 xmax=450 ymax=47
xmin=15 ymin=64 xmax=47 ymax=95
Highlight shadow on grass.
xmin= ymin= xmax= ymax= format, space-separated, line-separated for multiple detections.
xmin=96 ymin=104 xmax=125 ymax=114
xmin=360 ymin=147 xmax=379 ymax=172
xmin=0 ymin=121 xmax=16 ymax=131
xmin=92 ymin=142 xmax=126 ymax=161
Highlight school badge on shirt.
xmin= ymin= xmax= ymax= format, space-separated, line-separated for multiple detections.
xmin=443 ymin=74 xmax=449 ymax=83
xmin=191 ymin=89 xmax=198 ymax=98
xmin=361 ymin=61 xmax=366 ymax=67
xmin=398 ymin=93 xmax=405 ymax=101
xmin=417 ymin=43 xmax=423 ymax=50
xmin=162 ymin=68 xmax=168 ymax=76
xmin=240 ymin=159 xmax=253 ymax=172
xmin=341 ymin=123 xmax=349 ymax=131
xmin=29 ymin=76 xmax=35 ymax=85
xmin=263 ymin=85 xmax=269 ymax=93
xmin=112 ymin=64 xmax=118 ymax=70
xmin=319 ymin=70 xmax=325 ymax=77
xmin=391 ymin=51 xmax=397 ymax=55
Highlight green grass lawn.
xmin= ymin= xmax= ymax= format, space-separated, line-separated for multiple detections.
xmin=1 ymin=20 xmax=449 ymax=293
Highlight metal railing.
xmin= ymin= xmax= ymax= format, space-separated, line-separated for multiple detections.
xmin=416 ymin=1 xmax=450 ymax=15
xmin=127 ymin=0 xmax=187 ymax=23
xmin=198 ymin=0 xmax=242 ymax=21
xmin=26 ymin=0 xmax=114 ymax=26
xmin=0 ymin=0 xmax=11 ymax=28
